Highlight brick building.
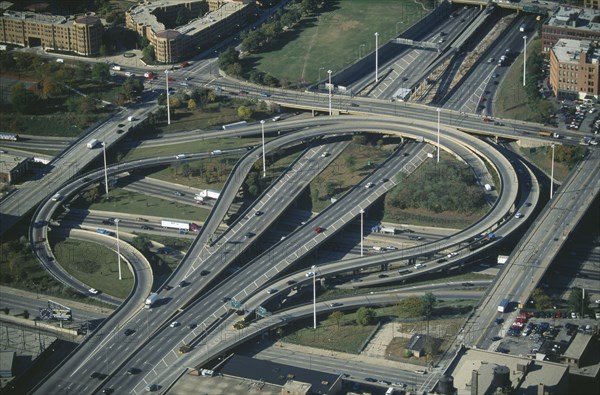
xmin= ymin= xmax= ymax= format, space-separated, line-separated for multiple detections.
xmin=0 ymin=8 xmax=103 ymax=56
xmin=541 ymin=6 xmax=600 ymax=53
xmin=549 ymin=38 xmax=600 ymax=100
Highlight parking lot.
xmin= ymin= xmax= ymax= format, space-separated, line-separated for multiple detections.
xmin=494 ymin=314 xmax=598 ymax=361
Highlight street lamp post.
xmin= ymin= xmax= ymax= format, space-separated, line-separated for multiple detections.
xmin=318 ymin=67 xmax=324 ymax=83
xmin=327 ymin=70 xmax=332 ymax=116
xmin=102 ymin=142 xmax=109 ymax=198
xmin=165 ymin=70 xmax=171 ymax=125
xmin=550 ymin=144 xmax=555 ymax=199
xmin=359 ymin=44 xmax=365 ymax=59
xmin=260 ymin=120 xmax=266 ymax=178
xmin=436 ymin=108 xmax=441 ymax=163
xmin=115 ymin=219 xmax=122 ymax=280
xmin=360 ymin=209 xmax=364 ymax=257
xmin=375 ymin=32 xmax=379 ymax=83
xmin=523 ymin=35 xmax=527 ymax=87
xmin=312 ymin=265 xmax=317 ymax=329
xmin=396 ymin=21 xmax=403 ymax=35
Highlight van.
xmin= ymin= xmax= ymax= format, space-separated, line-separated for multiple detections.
xmin=414 ymin=263 xmax=425 ymax=269
xmin=175 ymin=154 xmax=186 ymax=159
xmin=386 ymin=387 xmax=395 ymax=395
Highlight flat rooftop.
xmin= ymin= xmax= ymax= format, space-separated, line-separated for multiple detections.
xmin=553 ymin=38 xmax=592 ymax=63
xmin=546 ymin=5 xmax=600 ymax=32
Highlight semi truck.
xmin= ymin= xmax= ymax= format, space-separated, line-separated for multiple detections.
xmin=145 ymin=292 xmax=159 ymax=308
xmin=498 ymin=298 xmax=510 ymax=313
xmin=194 ymin=189 xmax=220 ymax=202
xmin=160 ymin=220 xmax=200 ymax=232
xmin=86 ymin=139 xmax=100 ymax=149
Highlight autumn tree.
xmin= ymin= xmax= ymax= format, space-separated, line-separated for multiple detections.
xmin=329 ymin=311 xmax=344 ymax=329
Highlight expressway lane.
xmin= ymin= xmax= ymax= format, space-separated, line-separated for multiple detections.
xmin=32 ymin=116 xmax=522 ymax=394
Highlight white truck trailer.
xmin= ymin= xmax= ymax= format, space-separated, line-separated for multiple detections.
xmin=145 ymin=292 xmax=159 ymax=308
xmin=86 ymin=139 xmax=100 ymax=149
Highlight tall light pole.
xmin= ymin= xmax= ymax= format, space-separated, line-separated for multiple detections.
xmin=115 ymin=219 xmax=122 ymax=280
xmin=375 ymin=32 xmax=379 ymax=83
xmin=312 ymin=265 xmax=317 ymax=329
xmin=327 ymin=69 xmax=332 ymax=116
xmin=102 ymin=142 xmax=109 ymax=197
xmin=165 ymin=70 xmax=171 ymax=125
xmin=260 ymin=120 xmax=266 ymax=178
xmin=359 ymin=44 xmax=365 ymax=59
xmin=550 ymin=144 xmax=555 ymax=199
xmin=396 ymin=22 xmax=403 ymax=35
xmin=436 ymin=108 xmax=441 ymax=163
xmin=360 ymin=209 xmax=364 ymax=257
xmin=523 ymin=35 xmax=527 ymax=87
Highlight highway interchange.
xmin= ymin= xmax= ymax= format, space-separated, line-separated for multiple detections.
xmin=0 ymin=2 xmax=599 ymax=394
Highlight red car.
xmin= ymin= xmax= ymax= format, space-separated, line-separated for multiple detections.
xmin=314 ymin=227 xmax=324 ymax=233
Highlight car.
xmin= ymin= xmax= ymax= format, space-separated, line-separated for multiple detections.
xmin=141 ymin=225 xmax=153 ymax=230
xmin=287 ymin=280 xmax=297 ymax=285
xmin=382 ymin=178 xmax=389 ymax=182
xmin=137 ymin=217 xmax=148 ymax=222
xmin=329 ymin=302 xmax=343 ymax=307
xmin=350 ymin=102 xmax=359 ymax=107
xmin=107 ymin=217 xmax=116 ymax=224
xmin=90 ymin=372 xmax=107 ymax=380
xmin=314 ymin=227 xmax=324 ymax=233
xmin=495 ymin=318 xmax=504 ymax=325
xmin=124 ymin=328 xmax=135 ymax=336
xmin=174 ymin=191 xmax=184 ymax=196
xmin=447 ymin=252 xmax=459 ymax=257
xmin=392 ymin=382 xmax=406 ymax=388
xmin=321 ymin=152 xmax=330 ymax=157
xmin=491 ymin=336 xmax=502 ymax=341
xmin=178 ymin=229 xmax=189 ymax=234
xmin=145 ymin=383 xmax=158 ymax=392
xmin=255 ymin=211 xmax=263 ymax=216
xmin=386 ymin=246 xmax=398 ymax=250
xmin=364 ymin=377 xmax=377 ymax=382
xmin=487 ymin=57 xmax=494 ymax=63
xmin=437 ymin=258 xmax=447 ymax=263
xmin=595 ymin=312 xmax=600 ymax=319
xmin=178 ymin=281 xmax=187 ymax=287
xmin=378 ymin=274 xmax=388 ymax=278
xmin=116 ymin=129 xmax=124 ymax=134
xmin=462 ymin=282 xmax=473 ymax=287
xmin=88 ymin=288 xmax=99 ymax=294
xmin=102 ymin=388 xmax=114 ymax=394
xmin=244 ymin=232 xmax=255 ymax=239
xmin=377 ymin=379 xmax=391 ymax=385
xmin=200 ymin=270 xmax=210 ymax=276
xmin=221 ymin=297 xmax=230 ymax=303
xmin=415 ymin=369 xmax=427 ymax=375
xmin=267 ymin=288 xmax=277 ymax=294
xmin=408 ymin=235 xmax=423 ymax=240
xmin=305 ymin=271 xmax=315 ymax=277
xmin=260 ymin=92 xmax=270 ymax=97
xmin=163 ymin=285 xmax=173 ymax=291
xmin=239 ymin=90 xmax=249 ymax=95
xmin=127 ymin=367 xmax=140 ymax=375
xmin=179 ymin=82 xmax=188 ymax=86
xmin=188 ymin=323 xmax=197 ymax=329
xmin=515 ymin=212 xmax=524 ymax=219
xmin=170 ymin=321 xmax=180 ymax=327
xmin=365 ymin=182 xmax=374 ymax=188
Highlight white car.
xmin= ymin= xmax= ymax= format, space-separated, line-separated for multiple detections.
xmin=515 ymin=212 xmax=524 ymax=219
xmin=266 ymin=288 xmax=277 ymax=295
xmin=88 ymin=288 xmax=99 ymax=294
xmin=170 ymin=321 xmax=180 ymax=328
xmin=447 ymin=252 xmax=459 ymax=258
xmin=305 ymin=271 xmax=315 ymax=277
xmin=365 ymin=182 xmax=374 ymax=189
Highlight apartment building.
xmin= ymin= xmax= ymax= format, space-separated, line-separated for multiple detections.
xmin=541 ymin=6 xmax=600 ymax=53
xmin=549 ymin=38 xmax=600 ymax=100
xmin=0 ymin=10 xmax=102 ymax=56
xmin=125 ymin=0 xmax=254 ymax=63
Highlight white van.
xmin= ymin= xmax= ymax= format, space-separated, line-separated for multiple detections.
xmin=386 ymin=387 xmax=395 ymax=395
xmin=414 ymin=263 xmax=425 ymax=269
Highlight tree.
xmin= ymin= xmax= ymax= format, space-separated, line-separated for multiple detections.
xmin=531 ymin=288 xmax=553 ymax=310
xmin=237 ymin=105 xmax=253 ymax=119
xmin=329 ymin=311 xmax=344 ymax=329
xmin=75 ymin=62 xmax=90 ymax=81
xmin=569 ymin=287 xmax=589 ymax=316
xmin=219 ymin=46 xmax=239 ymax=70
xmin=356 ymin=307 xmax=376 ymax=326
xmin=421 ymin=292 xmax=437 ymax=318
xmin=142 ymin=45 xmax=155 ymax=63
xmin=397 ymin=296 xmax=423 ymax=318
xmin=40 ymin=76 xmax=58 ymax=99
xmin=92 ymin=62 xmax=110 ymax=83
xmin=131 ymin=236 xmax=152 ymax=253
xmin=83 ymin=186 xmax=100 ymax=203
xmin=122 ymin=78 xmax=143 ymax=101
xmin=301 ymin=0 xmax=319 ymax=14
xmin=187 ymin=98 xmax=197 ymax=111
xmin=10 ymin=83 xmax=38 ymax=114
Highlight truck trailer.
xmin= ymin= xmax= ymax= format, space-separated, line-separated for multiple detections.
xmin=498 ymin=298 xmax=510 ymax=313
xmin=160 ymin=220 xmax=200 ymax=232
xmin=145 ymin=292 xmax=159 ymax=308
xmin=195 ymin=189 xmax=220 ymax=201
xmin=86 ymin=139 xmax=100 ymax=149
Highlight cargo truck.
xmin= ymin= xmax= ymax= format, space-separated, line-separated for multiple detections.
xmin=145 ymin=292 xmax=159 ymax=308
xmin=498 ymin=298 xmax=509 ymax=313
xmin=160 ymin=220 xmax=200 ymax=232
xmin=194 ymin=189 xmax=220 ymax=202
xmin=86 ymin=139 xmax=100 ymax=149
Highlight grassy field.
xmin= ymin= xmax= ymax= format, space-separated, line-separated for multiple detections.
xmin=73 ymin=188 xmax=210 ymax=222
xmin=0 ymin=112 xmax=109 ymax=137
xmin=247 ymin=0 xmax=426 ymax=85
xmin=281 ymin=302 xmax=473 ymax=355
xmin=51 ymin=238 xmax=134 ymax=299
xmin=494 ymin=39 xmax=544 ymax=121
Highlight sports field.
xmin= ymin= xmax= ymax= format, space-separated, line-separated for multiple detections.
xmin=248 ymin=0 xmax=426 ymax=86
